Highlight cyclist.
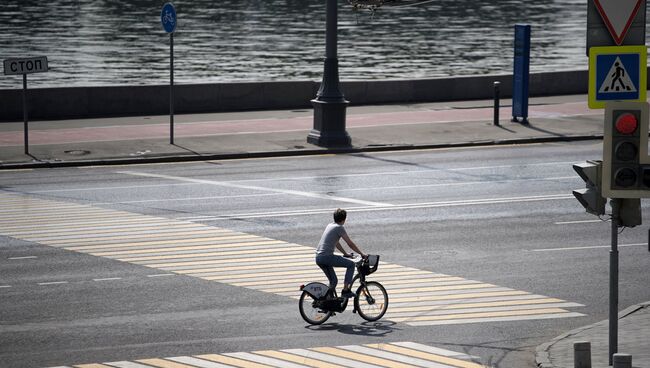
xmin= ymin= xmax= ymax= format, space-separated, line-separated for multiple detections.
xmin=315 ymin=208 xmax=367 ymax=299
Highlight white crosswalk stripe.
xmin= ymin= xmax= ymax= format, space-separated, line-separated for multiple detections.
xmin=0 ymin=192 xmax=584 ymax=326
xmin=59 ymin=341 xmax=486 ymax=368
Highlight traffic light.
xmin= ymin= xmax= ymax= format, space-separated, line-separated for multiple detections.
xmin=602 ymin=101 xmax=650 ymax=198
xmin=573 ymin=160 xmax=606 ymax=215
xmin=618 ymin=198 xmax=642 ymax=227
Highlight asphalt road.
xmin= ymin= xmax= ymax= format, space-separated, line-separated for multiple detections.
xmin=1 ymin=141 xmax=649 ymax=368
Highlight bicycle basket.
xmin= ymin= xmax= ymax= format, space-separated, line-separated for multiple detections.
xmin=360 ymin=254 xmax=379 ymax=275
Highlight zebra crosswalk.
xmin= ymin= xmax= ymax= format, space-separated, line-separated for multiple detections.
xmin=46 ymin=341 xmax=485 ymax=368
xmin=0 ymin=192 xmax=584 ymax=326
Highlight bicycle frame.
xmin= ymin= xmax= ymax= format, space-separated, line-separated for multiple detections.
xmin=301 ymin=265 xmax=369 ymax=314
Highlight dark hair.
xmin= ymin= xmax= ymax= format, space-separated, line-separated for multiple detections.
xmin=333 ymin=208 xmax=347 ymax=223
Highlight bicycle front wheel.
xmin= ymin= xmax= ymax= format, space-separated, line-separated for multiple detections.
xmin=299 ymin=291 xmax=331 ymax=325
xmin=355 ymin=281 xmax=388 ymax=321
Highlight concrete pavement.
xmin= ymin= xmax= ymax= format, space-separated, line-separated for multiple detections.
xmin=537 ymin=302 xmax=650 ymax=368
xmin=1 ymin=92 xmax=648 ymax=367
xmin=0 ymin=94 xmax=602 ymax=168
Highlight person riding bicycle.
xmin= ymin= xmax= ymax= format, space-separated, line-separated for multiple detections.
xmin=315 ymin=208 xmax=367 ymax=299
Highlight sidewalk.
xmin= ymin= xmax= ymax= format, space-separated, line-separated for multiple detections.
xmin=0 ymin=94 xmax=603 ymax=169
xmin=537 ymin=302 xmax=650 ymax=368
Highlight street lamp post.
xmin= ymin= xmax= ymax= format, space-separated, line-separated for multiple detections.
xmin=308 ymin=0 xmax=351 ymax=147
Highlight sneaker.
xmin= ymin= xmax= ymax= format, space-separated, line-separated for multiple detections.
xmin=341 ymin=289 xmax=356 ymax=299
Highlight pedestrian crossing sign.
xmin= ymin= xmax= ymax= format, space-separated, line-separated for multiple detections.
xmin=589 ymin=45 xmax=647 ymax=109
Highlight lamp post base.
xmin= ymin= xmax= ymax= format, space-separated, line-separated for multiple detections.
xmin=308 ymin=98 xmax=351 ymax=147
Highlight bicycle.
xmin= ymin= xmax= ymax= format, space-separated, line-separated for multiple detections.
xmin=299 ymin=254 xmax=388 ymax=325
xmin=162 ymin=11 xmax=175 ymax=26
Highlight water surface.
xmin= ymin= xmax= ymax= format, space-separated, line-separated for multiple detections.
xmin=0 ymin=0 xmax=600 ymax=88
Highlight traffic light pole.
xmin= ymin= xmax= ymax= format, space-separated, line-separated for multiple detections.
xmin=609 ymin=198 xmax=620 ymax=366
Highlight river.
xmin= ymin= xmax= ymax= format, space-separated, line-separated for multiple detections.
xmin=0 ymin=0 xmax=611 ymax=88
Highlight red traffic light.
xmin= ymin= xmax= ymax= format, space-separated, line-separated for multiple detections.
xmin=615 ymin=113 xmax=638 ymax=134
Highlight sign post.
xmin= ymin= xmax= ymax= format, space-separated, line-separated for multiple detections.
xmin=161 ymin=3 xmax=177 ymax=145
xmin=2 ymin=56 xmax=49 ymax=155
xmin=585 ymin=2 xmax=647 ymax=365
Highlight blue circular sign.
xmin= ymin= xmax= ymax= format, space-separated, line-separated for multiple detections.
xmin=161 ymin=3 xmax=177 ymax=33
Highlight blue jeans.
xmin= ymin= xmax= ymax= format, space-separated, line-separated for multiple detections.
xmin=315 ymin=254 xmax=355 ymax=290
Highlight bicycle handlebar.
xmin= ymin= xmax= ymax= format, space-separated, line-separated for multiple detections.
xmin=344 ymin=252 xmax=369 ymax=260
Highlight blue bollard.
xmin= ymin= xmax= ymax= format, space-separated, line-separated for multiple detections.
xmin=512 ymin=24 xmax=530 ymax=125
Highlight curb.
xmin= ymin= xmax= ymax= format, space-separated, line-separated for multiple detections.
xmin=0 ymin=134 xmax=602 ymax=170
xmin=535 ymin=320 xmax=604 ymax=368
xmin=535 ymin=302 xmax=650 ymax=368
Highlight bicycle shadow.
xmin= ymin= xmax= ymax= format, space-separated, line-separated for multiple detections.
xmin=305 ymin=320 xmax=399 ymax=337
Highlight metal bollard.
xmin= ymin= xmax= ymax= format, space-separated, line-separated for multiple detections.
xmin=612 ymin=353 xmax=632 ymax=368
xmin=573 ymin=341 xmax=591 ymax=368
xmin=493 ymin=81 xmax=500 ymax=126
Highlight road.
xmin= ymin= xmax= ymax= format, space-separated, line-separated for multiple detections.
xmin=1 ymin=140 xmax=649 ymax=368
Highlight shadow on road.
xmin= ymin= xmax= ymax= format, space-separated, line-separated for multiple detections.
xmin=305 ymin=320 xmax=399 ymax=337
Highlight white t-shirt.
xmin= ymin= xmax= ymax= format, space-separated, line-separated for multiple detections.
xmin=315 ymin=222 xmax=347 ymax=256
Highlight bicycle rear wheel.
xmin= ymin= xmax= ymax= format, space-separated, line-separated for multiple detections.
xmin=355 ymin=281 xmax=388 ymax=321
xmin=299 ymin=291 xmax=331 ymax=325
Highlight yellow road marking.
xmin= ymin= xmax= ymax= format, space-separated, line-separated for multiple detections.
xmin=203 ymin=268 xmax=326 ymax=281
xmin=42 ymin=229 xmax=235 ymax=245
xmin=0 ymin=204 xmax=93 ymax=214
xmin=146 ymin=252 xmax=314 ymax=268
xmin=90 ymin=240 xmax=285 ymax=256
xmin=353 ymin=263 xmax=403 ymax=271
xmin=0 ymin=201 xmax=94 ymax=209
xmin=311 ymin=347 xmax=416 ymax=368
xmin=86 ymin=238 xmax=284 ymax=255
xmin=197 ymin=354 xmax=273 ymax=368
xmin=66 ymin=234 xmax=254 ymax=250
xmin=0 ymin=199 xmax=103 ymax=207
xmin=136 ymin=358 xmax=196 ymax=368
xmin=0 ymin=208 xmax=109 ymax=219
xmin=177 ymin=262 xmax=403 ymax=276
xmin=388 ymin=283 xmax=495 ymax=294
xmin=388 ymin=297 xmax=565 ymax=313
xmin=0 ymin=198 xmax=70 ymax=204
xmin=116 ymin=245 xmax=303 ymax=262
xmin=174 ymin=261 xmax=313 ymax=274
xmin=4 ymin=222 xmax=200 ymax=236
xmin=262 ymin=273 xmax=404 ymax=292
xmin=256 ymin=350 xmax=345 ymax=368
xmin=0 ymin=211 xmax=140 ymax=223
xmin=76 ymin=236 xmax=278 ymax=249
xmin=388 ymin=307 xmax=569 ymax=322
xmin=370 ymin=270 xmax=439 ymax=279
xmin=366 ymin=344 xmax=484 ymax=368
xmin=231 ymin=270 xmax=400 ymax=287
xmin=389 ymin=290 xmax=529 ymax=303
xmin=0 ymin=217 xmax=175 ymax=231
xmin=263 ymin=285 xmax=325 ymax=293
xmin=378 ymin=276 xmax=466 ymax=285
xmin=233 ymin=278 xmax=324 ymax=287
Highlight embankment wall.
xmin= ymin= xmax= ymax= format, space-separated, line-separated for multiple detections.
xmin=0 ymin=70 xmax=590 ymax=121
